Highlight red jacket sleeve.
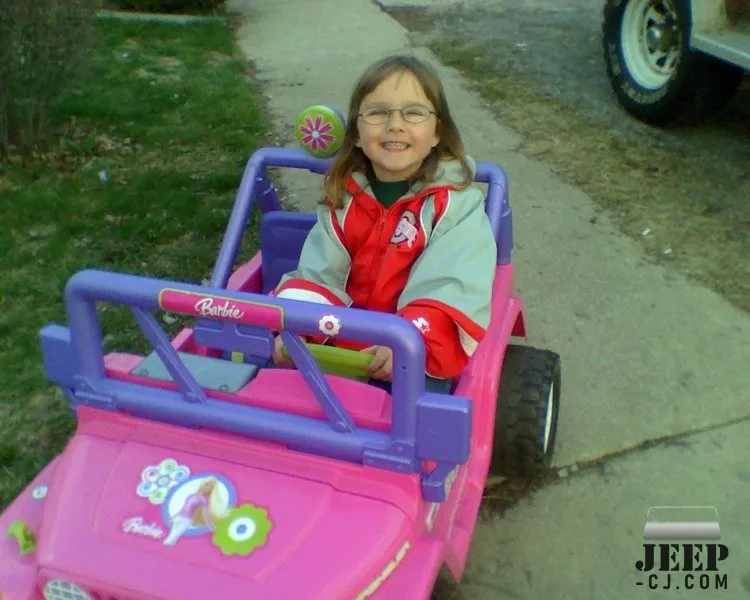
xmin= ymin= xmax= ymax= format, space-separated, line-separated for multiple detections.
xmin=397 ymin=301 xmax=475 ymax=379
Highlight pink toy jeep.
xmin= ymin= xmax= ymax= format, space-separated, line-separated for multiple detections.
xmin=0 ymin=107 xmax=561 ymax=600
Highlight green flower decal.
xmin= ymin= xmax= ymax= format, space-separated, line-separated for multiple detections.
xmin=213 ymin=503 xmax=273 ymax=556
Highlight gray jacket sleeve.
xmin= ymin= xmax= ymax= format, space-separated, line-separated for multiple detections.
xmin=397 ymin=187 xmax=496 ymax=348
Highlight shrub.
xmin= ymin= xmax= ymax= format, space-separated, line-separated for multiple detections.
xmin=0 ymin=0 xmax=95 ymax=159
xmin=113 ymin=0 xmax=227 ymax=14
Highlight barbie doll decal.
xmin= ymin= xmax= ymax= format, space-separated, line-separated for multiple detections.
xmin=129 ymin=460 xmax=273 ymax=557
xmin=162 ymin=475 xmax=231 ymax=546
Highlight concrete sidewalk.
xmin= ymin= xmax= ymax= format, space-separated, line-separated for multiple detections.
xmin=457 ymin=420 xmax=750 ymax=599
xmin=227 ymin=1 xmax=750 ymax=597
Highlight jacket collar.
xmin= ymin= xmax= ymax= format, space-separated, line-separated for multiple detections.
xmin=345 ymin=154 xmax=475 ymax=200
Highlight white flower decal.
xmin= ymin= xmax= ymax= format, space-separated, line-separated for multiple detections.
xmin=32 ymin=485 xmax=48 ymax=500
xmin=318 ymin=314 xmax=341 ymax=336
xmin=137 ymin=458 xmax=190 ymax=505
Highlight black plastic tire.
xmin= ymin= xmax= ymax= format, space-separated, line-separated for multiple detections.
xmin=602 ymin=0 xmax=743 ymax=125
xmin=492 ymin=345 xmax=561 ymax=479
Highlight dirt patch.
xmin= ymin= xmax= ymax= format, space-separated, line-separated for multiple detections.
xmin=480 ymin=473 xmax=556 ymax=517
xmin=388 ymin=5 xmax=750 ymax=314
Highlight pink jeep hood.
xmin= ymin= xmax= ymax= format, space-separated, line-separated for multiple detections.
xmin=36 ymin=411 xmax=419 ymax=600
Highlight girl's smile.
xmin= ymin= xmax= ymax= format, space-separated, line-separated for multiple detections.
xmin=381 ymin=141 xmax=410 ymax=152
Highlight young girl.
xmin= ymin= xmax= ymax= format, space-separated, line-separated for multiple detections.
xmin=271 ymin=55 xmax=496 ymax=389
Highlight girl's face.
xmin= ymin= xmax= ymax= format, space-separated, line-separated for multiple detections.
xmin=356 ymin=70 xmax=439 ymax=182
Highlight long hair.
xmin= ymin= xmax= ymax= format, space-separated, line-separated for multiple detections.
xmin=322 ymin=55 xmax=473 ymax=209
xmin=191 ymin=477 xmax=229 ymax=528
xmin=207 ymin=481 xmax=229 ymax=525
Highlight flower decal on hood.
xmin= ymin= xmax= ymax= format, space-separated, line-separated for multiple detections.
xmin=213 ymin=503 xmax=273 ymax=556
xmin=137 ymin=458 xmax=190 ymax=505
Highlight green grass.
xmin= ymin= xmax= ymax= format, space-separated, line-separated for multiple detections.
xmin=0 ymin=18 xmax=270 ymax=509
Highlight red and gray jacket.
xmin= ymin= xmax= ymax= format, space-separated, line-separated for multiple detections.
xmin=272 ymin=157 xmax=497 ymax=379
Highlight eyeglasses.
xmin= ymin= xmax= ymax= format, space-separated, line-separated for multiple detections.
xmin=358 ymin=106 xmax=437 ymax=125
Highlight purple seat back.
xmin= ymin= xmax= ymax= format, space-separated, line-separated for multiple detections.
xmin=261 ymin=211 xmax=317 ymax=293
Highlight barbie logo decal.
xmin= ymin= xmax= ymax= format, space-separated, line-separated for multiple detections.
xmin=160 ymin=289 xmax=285 ymax=330
xmin=123 ymin=517 xmax=166 ymax=539
xmin=194 ymin=297 xmax=245 ymax=320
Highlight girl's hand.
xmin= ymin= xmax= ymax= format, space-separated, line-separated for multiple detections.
xmin=361 ymin=345 xmax=393 ymax=381
xmin=272 ymin=335 xmax=293 ymax=367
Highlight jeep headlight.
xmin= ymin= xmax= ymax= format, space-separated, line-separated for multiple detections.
xmin=43 ymin=580 xmax=94 ymax=600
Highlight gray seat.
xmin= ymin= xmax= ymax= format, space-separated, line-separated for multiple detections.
xmin=132 ymin=351 xmax=259 ymax=393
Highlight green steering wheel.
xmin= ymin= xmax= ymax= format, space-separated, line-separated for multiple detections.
xmin=282 ymin=342 xmax=373 ymax=381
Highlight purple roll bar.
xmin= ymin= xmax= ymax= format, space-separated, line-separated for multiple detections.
xmin=211 ymin=148 xmax=512 ymax=290
xmin=47 ymin=269 xmax=471 ymax=500
xmin=475 ymin=160 xmax=513 ymax=265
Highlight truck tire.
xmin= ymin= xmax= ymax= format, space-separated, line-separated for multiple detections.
xmin=602 ymin=0 xmax=743 ymax=125
xmin=492 ymin=345 xmax=561 ymax=479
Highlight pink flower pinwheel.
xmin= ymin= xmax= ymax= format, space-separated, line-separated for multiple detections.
xmin=299 ymin=115 xmax=335 ymax=152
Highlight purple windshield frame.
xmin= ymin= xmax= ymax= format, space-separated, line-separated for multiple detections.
xmin=51 ymin=269 xmax=472 ymax=498
xmin=211 ymin=148 xmax=512 ymax=291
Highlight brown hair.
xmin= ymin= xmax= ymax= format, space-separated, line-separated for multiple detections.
xmin=322 ymin=55 xmax=473 ymax=208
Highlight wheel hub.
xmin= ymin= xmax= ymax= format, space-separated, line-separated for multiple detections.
xmin=621 ymin=0 xmax=683 ymax=90
xmin=645 ymin=10 xmax=679 ymax=51
xmin=645 ymin=25 xmax=662 ymax=53
xmin=645 ymin=20 xmax=677 ymax=53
